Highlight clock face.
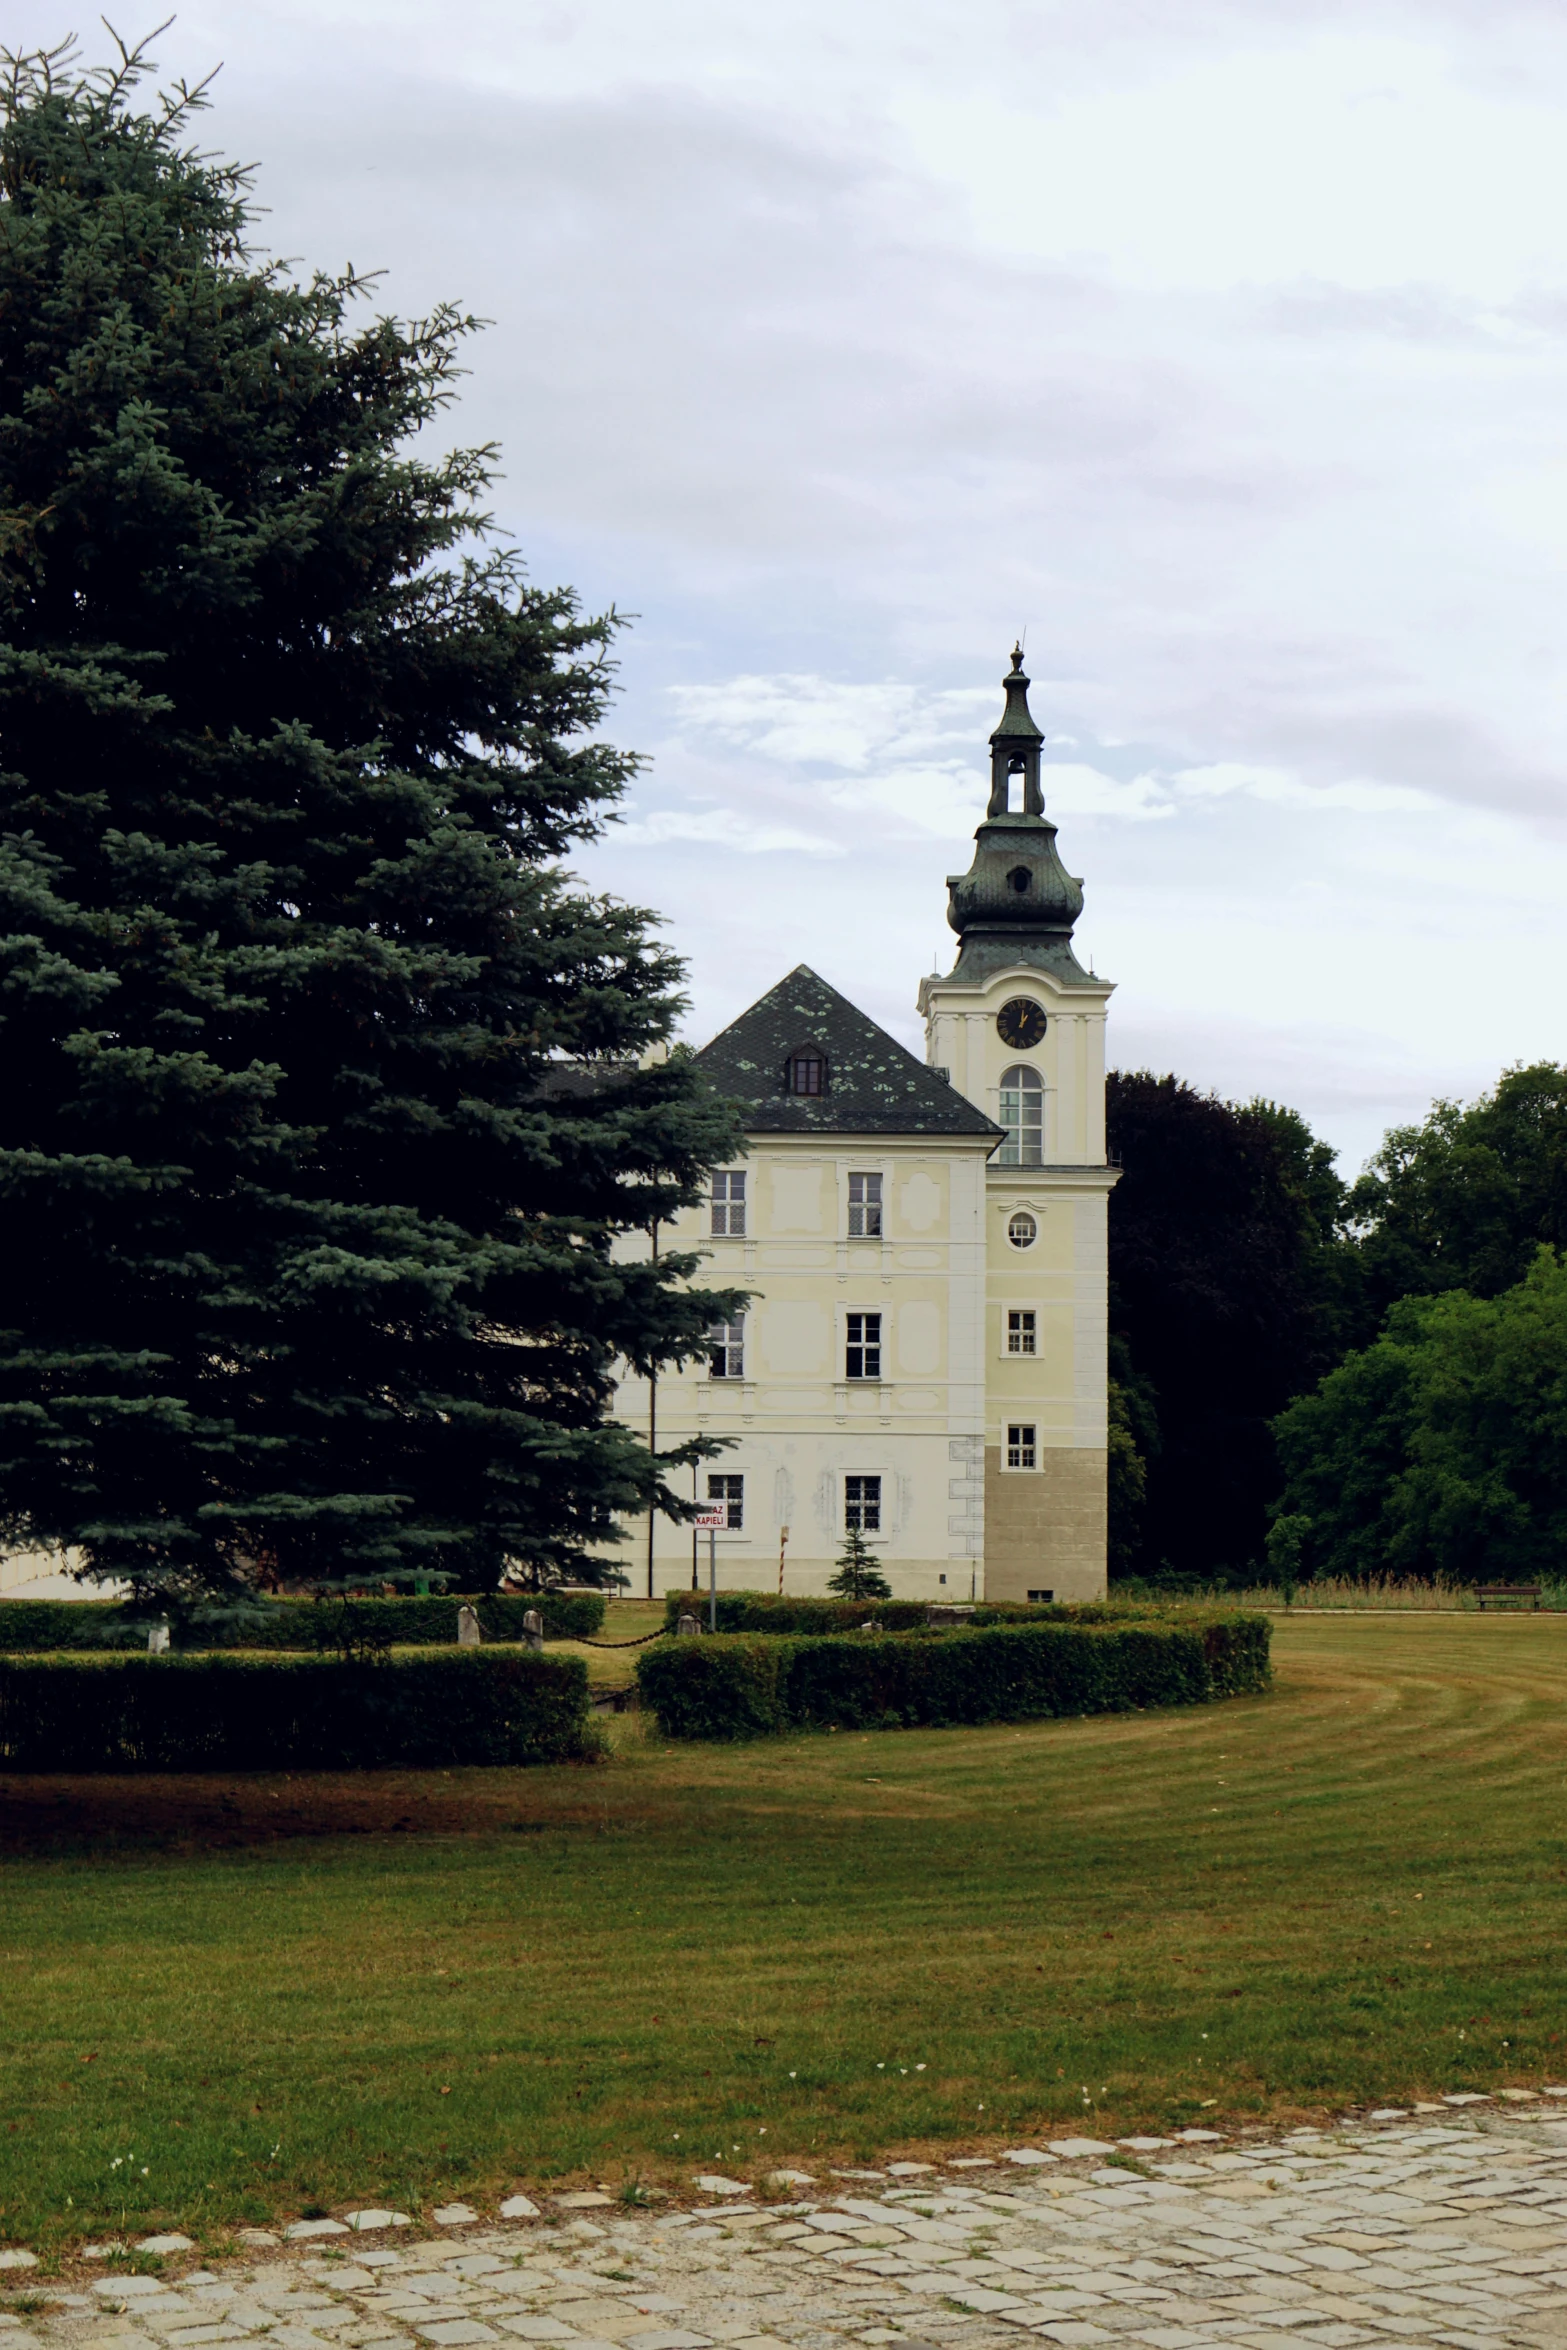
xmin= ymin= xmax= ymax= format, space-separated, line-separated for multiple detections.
xmin=996 ymin=996 xmax=1047 ymax=1050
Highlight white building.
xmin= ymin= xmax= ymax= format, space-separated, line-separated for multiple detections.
xmin=611 ymin=652 xmax=1117 ymax=1602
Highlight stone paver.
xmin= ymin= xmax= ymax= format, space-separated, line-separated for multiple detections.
xmin=12 ymin=2113 xmax=1567 ymax=2350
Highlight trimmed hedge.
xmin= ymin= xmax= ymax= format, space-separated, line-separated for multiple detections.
xmin=661 ymin=1590 xmax=1149 ymax=1635
xmin=0 ymin=1650 xmax=595 ymax=1770
xmin=0 ymin=1589 xmax=606 ymax=1654
xmin=637 ymin=1615 xmax=1271 ymax=1740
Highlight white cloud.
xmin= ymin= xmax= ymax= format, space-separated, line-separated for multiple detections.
xmin=1040 ymin=764 xmax=1174 ymax=822
xmin=12 ymin=0 xmax=1567 ymax=1161
xmin=616 ymin=807 xmax=843 ymax=857
xmin=660 ymin=675 xmax=1173 ymax=828
xmin=1172 ymin=763 xmax=1436 ymax=813
xmin=893 ymin=33 xmax=1567 ymax=299
xmin=664 ymin=675 xmax=982 ymax=772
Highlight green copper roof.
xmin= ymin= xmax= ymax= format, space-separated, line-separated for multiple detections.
xmin=944 ymin=648 xmax=1097 ymax=982
xmin=990 ymin=645 xmax=1044 ymax=743
xmin=695 ymin=966 xmax=999 ymax=1137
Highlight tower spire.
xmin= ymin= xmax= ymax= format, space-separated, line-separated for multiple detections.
xmin=942 ymin=647 xmax=1087 ymax=982
xmin=986 ymin=644 xmax=1045 ymax=817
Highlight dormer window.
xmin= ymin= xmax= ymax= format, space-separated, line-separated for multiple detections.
xmin=787 ymin=1050 xmax=825 ymax=1097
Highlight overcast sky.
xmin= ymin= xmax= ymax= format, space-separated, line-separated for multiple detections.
xmin=18 ymin=0 xmax=1567 ymax=1171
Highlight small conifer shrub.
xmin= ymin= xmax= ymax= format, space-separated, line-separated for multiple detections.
xmin=825 ymin=1528 xmax=893 ymax=1601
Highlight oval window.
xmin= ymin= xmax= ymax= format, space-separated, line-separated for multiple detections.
xmin=1008 ymin=1211 xmax=1038 ymax=1250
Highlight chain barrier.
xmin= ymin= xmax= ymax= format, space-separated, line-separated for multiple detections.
xmin=574 ymin=1628 xmax=672 ymax=1649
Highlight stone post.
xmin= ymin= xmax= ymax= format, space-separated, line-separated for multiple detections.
xmin=457 ymin=1604 xmax=481 ymax=1649
xmin=147 ymin=1621 xmax=170 ymax=1655
xmin=522 ymin=1608 xmax=544 ymax=1652
xmin=676 ymin=1611 xmax=700 ymax=1638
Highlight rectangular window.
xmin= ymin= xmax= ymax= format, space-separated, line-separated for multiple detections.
xmin=847 ymin=1172 xmax=883 ymax=1238
xmin=1007 ymin=1309 xmax=1037 ymax=1356
xmin=999 ymin=1066 xmax=1044 ymax=1167
xmin=708 ymin=1315 xmax=745 ymax=1380
xmin=1007 ymin=1422 xmax=1037 ymax=1469
xmin=1027 ymin=1588 xmax=1054 ymax=1603
xmin=845 ymin=1474 xmax=882 ymax=1532
xmin=845 ymin=1311 xmax=882 ymax=1380
xmin=707 ymin=1473 xmax=744 ymax=1530
xmin=710 ymin=1169 xmax=746 ymax=1236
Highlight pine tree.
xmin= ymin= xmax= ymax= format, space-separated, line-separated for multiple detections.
xmin=825 ymin=1527 xmax=892 ymax=1601
xmin=0 ymin=36 xmax=744 ymax=1608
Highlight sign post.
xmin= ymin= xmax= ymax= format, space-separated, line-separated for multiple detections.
xmin=693 ymin=1503 xmax=728 ymax=1632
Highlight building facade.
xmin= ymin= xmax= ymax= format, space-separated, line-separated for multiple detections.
xmin=610 ymin=652 xmax=1116 ymax=1602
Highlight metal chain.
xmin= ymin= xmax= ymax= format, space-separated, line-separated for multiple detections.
xmin=574 ymin=1628 xmax=671 ymax=1649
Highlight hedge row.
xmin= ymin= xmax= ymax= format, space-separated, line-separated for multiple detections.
xmin=0 ymin=1651 xmax=595 ymax=1770
xmin=637 ymin=1614 xmax=1271 ymax=1740
xmin=661 ymin=1590 xmax=1150 ymax=1635
xmin=0 ymin=1590 xmax=606 ymax=1654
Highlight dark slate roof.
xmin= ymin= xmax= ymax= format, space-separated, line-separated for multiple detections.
xmin=694 ymin=966 xmax=1000 ymax=1138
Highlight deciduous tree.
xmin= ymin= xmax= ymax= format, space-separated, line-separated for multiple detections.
xmin=1273 ymin=1248 xmax=1567 ymax=1584
xmin=1106 ymin=1072 xmax=1348 ymax=1579
xmin=1349 ymin=1063 xmax=1567 ymax=1327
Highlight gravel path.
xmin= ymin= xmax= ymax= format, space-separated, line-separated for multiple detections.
xmin=7 ymin=2109 xmax=1567 ymax=2350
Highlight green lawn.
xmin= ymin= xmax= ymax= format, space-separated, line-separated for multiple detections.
xmin=3 ymin=1613 xmax=1566 ymax=2252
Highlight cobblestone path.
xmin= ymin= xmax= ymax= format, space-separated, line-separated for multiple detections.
xmin=7 ymin=2110 xmax=1567 ymax=2350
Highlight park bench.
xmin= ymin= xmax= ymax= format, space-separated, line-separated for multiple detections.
xmin=1476 ymin=1585 xmax=1542 ymax=1610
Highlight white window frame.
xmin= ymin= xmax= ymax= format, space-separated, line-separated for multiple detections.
xmin=1005 ymin=1422 xmax=1038 ymax=1471
xmin=845 ymin=1310 xmax=882 ymax=1380
xmin=1006 ymin=1208 xmax=1038 ymax=1250
xmin=997 ymin=1063 xmax=1045 ymax=1167
xmin=710 ymin=1170 xmax=747 ymax=1236
xmin=1006 ymin=1308 xmax=1038 ymax=1357
xmin=707 ymin=1472 xmax=745 ymax=1529
xmin=847 ymin=1170 xmax=883 ymax=1238
xmin=845 ymin=1474 xmax=882 ymax=1532
xmin=708 ymin=1314 xmax=745 ymax=1380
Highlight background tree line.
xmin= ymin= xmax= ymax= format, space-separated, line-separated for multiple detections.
xmin=1106 ymin=1063 xmax=1567 ymax=1585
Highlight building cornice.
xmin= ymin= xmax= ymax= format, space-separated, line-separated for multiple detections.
xmin=985 ymin=1162 xmax=1121 ymax=1189
xmin=918 ymin=962 xmax=1115 ymax=1014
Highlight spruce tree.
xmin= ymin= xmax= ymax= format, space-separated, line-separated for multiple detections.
xmin=0 ymin=37 xmax=743 ymax=1606
xmin=825 ymin=1528 xmax=891 ymax=1601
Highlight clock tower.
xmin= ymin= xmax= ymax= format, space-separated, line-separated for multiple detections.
xmin=917 ymin=650 xmax=1117 ymax=1599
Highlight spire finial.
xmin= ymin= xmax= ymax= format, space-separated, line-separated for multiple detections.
xmin=1009 ymin=641 xmax=1025 ymax=673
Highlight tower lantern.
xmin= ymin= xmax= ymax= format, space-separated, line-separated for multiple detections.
xmin=987 ymin=644 xmax=1045 ymax=817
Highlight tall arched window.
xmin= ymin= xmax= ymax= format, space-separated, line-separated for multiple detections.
xmin=998 ymin=1065 xmax=1044 ymax=1166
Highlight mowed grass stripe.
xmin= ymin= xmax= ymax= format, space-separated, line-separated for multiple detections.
xmin=2 ymin=1614 xmax=1565 ymax=2246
